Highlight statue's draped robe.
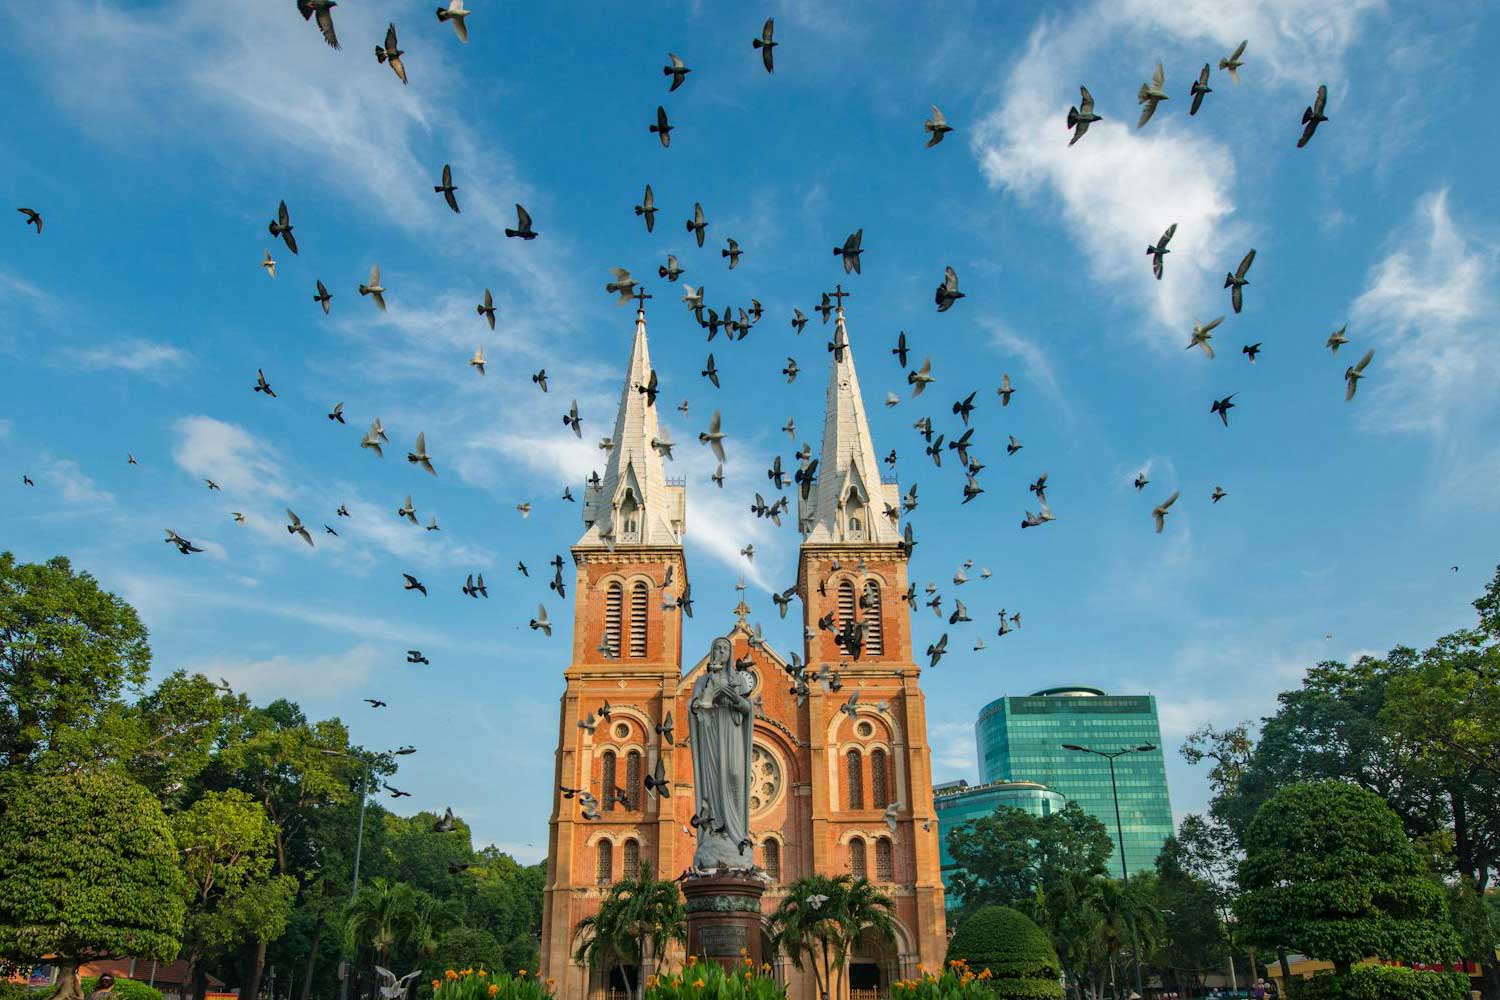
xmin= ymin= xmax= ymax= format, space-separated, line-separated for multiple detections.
xmin=689 ymin=667 xmax=755 ymax=869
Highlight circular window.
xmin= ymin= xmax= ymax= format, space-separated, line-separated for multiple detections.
xmin=748 ymin=743 xmax=784 ymax=816
xmin=613 ymin=722 xmax=630 ymax=740
xmin=856 ymin=721 xmax=874 ymax=739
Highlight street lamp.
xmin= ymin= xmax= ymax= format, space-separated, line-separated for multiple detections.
xmin=1063 ymin=743 xmax=1157 ymax=999
xmin=324 ymin=747 xmax=416 ymax=1000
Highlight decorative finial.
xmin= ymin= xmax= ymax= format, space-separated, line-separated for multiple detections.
xmin=733 ymin=597 xmax=752 ymax=623
xmin=633 ymin=286 xmax=653 ymax=307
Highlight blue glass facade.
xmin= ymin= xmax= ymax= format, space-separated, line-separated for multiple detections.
xmin=975 ymin=686 xmax=1173 ymax=876
xmin=934 ymin=779 xmax=1067 ymax=909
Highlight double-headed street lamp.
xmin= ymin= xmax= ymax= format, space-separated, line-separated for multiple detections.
xmin=1063 ymin=742 xmax=1157 ymax=999
xmin=323 ymin=746 xmax=417 ymax=1000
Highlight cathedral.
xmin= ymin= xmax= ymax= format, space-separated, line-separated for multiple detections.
xmin=539 ymin=303 xmax=948 ymax=998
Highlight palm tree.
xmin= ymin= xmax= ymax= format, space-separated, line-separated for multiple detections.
xmin=345 ymin=878 xmax=419 ymax=989
xmin=767 ymin=874 xmax=895 ymax=1000
xmin=574 ymin=863 xmax=685 ymax=1000
xmin=407 ymin=892 xmax=464 ymax=962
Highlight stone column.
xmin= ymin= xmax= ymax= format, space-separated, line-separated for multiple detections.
xmin=682 ymin=873 xmax=768 ymax=972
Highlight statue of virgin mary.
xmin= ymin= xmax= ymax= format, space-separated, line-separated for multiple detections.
xmin=688 ymin=635 xmax=756 ymax=870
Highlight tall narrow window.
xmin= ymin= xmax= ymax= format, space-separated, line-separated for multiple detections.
xmin=763 ymin=839 xmax=781 ymax=882
xmin=596 ymin=840 xmax=613 ymax=884
xmin=602 ymin=751 xmax=617 ymax=812
xmin=604 ymin=583 xmax=623 ymax=658
xmin=846 ymin=749 xmax=864 ymax=810
xmin=870 ymin=748 xmax=889 ymax=809
xmin=837 ymin=580 xmax=856 ymax=630
xmin=629 ymin=582 xmax=649 ymax=657
xmin=875 ymin=837 xmax=893 ymax=881
xmin=625 ymin=750 xmax=642 ymax=809
xmin=848 ymin=837 xmax=867 ymax=879
xmin=622 ymin=839 xmax=640 ymax=880
xmin=862 ymin=581 xmax=884 ymax=656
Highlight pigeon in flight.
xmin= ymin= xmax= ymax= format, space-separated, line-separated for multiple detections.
xmin=313 ymin=279 xmax=332 ymax=313
xmin=1326 ymin=324 xmax=1350 ymax=354
xmin=530 ymin=604 xmax=552 ymax=636
xmin=432 ymin=806 xmax=458 ymax=833
xmin=908 ymin=357 xmax=934 ymax=397
xmin=563 ymin=400 xmax=583 ymax=438
xmin=324 ymin=524 xmax=339 ymax=536
xmin=645 ymin=756 xmax=672 ymax=798
xmin=17 ymin=207 xmax=42 ymax=234
xmin=375 ymin=24 xmax=407 ymax=84
xmin=268 ymin=200 xmax=298 ymax=253
xmin=436 ymin=1 xmax=470 ymax=42
xmin=1147 ymin=223 xmax=1176 ymax=280
xmin=952 ymin=391 xmax=977 ymax=425
xmin=892 ymin=331 xmax=909 ymax=368
xmin=650 ymin=105 xmax=674 ymax=147
xmin=402 ymin=573 xmax=428 ymax=596
xmin=1137 ymin=62 xmax=1168 ymax=127
xmin=1219 ymin=39 xmax=1247 ymax=82
xmin=1211 ymin=394 xmax=1237 ymax=427
xmin=634 ymin=185 xmax=656 ymax=232
xmin=462 ymin=573 xmax=489 ymax=598
xmin=505 ymin=204 xmax=537 ymax=239
xmin=362 ymin=419 xmax=388 ymax=457
xmin=1344 ymin=349 xmax=1374 ymax=401
xmin=701 ymin=353 xmax=719 ymax=388
xmin=1187 ymin=317 xmax=1223 ymax=358
xmin=664 ymin=52 xmax=691 ymax=91
xmin=397 ymin=495 xmax=417 ymax=524
xmin=834 ymin=229 xmax=864 ymax=274
xmin=164 ymin=529 xmax=203 ymax=555
xmin=407 ymin=432 xmax=436 ymax=475
xmin=1152 ymin=492 xmax=1180 ymax=533
xmin=205 ymin=479 xmax=221 ymax=491
xmin=254 ymin=369 xmax=276 ymax=397
xmin=469 ymin=346 xmax=485 ymax=376
xmin=605 ymin=267 xmax=637 ymax=304
xmin=1067 ymin=86 xmax=1100 ymax=145
xmin=434 ymin=164 xmax=460 ymax=213
xmin=477 ymin=288 xmax=495 ymax=329
xmin=753 ymin=17 xmax=777 ymax=73
xmin=997 ymin=373 xmax=1015 ymax=407
xmin=926 ymin=633 xmax=948 ymax=668
xmin=358 ymin=265 xmax=387 ymax=311
xmin=924 ymin=106 xmax=953 ymax=147
xmin=1298 ymin=84 xmax=1328 ymax=148
xmin=532 ymin=369 xmax=549 ymax=392
xmin=699 ymin=411 xmax=727 ymax=462
xmin=1134 ymin=472 xmax=1148 ymax=491
xmin=365 ymin=699 xmax=387 ymax=708
xmin=1225 ymin=249 xmax=1255 ymax=313
xmin=297 ymin=0 xmax=340 ymax=49
xmin=934 ymin=266 xmax=964 ymax=311
xmin=722 ymin=238 xmax=741 ymax=269
xmin=783 ymin=358 xmax=799 ymax=383
xmin=1189 ymin=63 xmax=1212 ymax=115
xmin=1242 ymin=343 xmax=1262 ymax=363
xmin=261 ymin=250 xmax=276 ymax=278
xmin=286 ymin=509 xmax=314 ymax=547
xmin=660 ymin=255 xmax=684 ymax=281
xmin=327 ymin=402 xmax=345 ymax=424
xmin=1211 ymin=486 xmax=1228 ymax=503
xmin=685 ymin=202 xmax=707 ymax=247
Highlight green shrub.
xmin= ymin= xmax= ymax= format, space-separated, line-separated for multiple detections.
xmin=0 ymin=981 xmax=44 ymax=1000
xmin=1297 ymin=965 xmax=1469 ymax=1000
xmin=80 ymin=978 xmax=164 ymax=1000
xmin=643 ymin=957 xmax=785 ymax=1000
xmin=945 ymin=907 xmax=1062 ymax=1000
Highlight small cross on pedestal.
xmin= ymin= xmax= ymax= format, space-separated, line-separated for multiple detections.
xmin=633 ymin=286 xmax=653 ymax=308
xmin=827 ymin=284 xmax=851 ymax=307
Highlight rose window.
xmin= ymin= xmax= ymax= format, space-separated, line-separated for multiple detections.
xmin=748 ymin=744 xmax=783 ymax=815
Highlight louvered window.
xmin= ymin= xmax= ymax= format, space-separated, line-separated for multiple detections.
xmin=863 ymin=581 xmax=883 ymax=655
xmin=838 ymin=580 xmax=856 ymax=630
xmin=763 ymin=839 xmax=781 ymax=882
xmin=596 ymin=840 xmax=613 ymax=884
xmin=629 ymin=582 xmax=648 ymax=657
xmin=875 ymin=837 xmax=893 ymax=881
xmin=625 ymin=750 xmax=642 ymax=809
xmin=604 ymin=583 xmax=623 ymax=658
xmin=871 ymin=748 xmax=889 ymax=808
xmin=602 ymin=751 xmax=617 ymax=812
xmin=849 ymin=837 xmax=867 ymax=879
xmin=623 ymin=839 xmax=640 ymax=880
xmin=846 ymin=749 xmax=864 ymax=810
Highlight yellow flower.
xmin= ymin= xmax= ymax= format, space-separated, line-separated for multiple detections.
xmin=739 ymin=947 xmax=748 ymax=957
xmin=445 ymin=971 xmax=459 ymax=981
xmin=761 ymin=963 xmax=772 ymax=973
xmin=692 ymin=979 xmax=706 ymax=989
xmin=486 ymin=986 xmax=498 ymax=997
xmin=517 ymin=970 xmax=527 ymax=977
xmin=477 ymin=970 xmax=486 ymax=978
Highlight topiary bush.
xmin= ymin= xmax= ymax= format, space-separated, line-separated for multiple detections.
xmin=1297 ymin=965 xmax=1469 ymax=1000
xmin=81 ymin=978 xmax=164 ymax=1000
xmin=945 ymin=907 xmax=1062 ymax=1000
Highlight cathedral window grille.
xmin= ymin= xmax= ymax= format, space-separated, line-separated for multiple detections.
xmin=596 ymin=840 xmax=613 ymax=884
xmin=602 ymin=751 xmax=617 ymax=812
xmin=763 ymin=839 xmax=781 ymax=882
xmin=604 ymin=583 xmax=623 ymax=658
xmin=848 ymin=837 xmax=868 ymax=879
xmin=846 ymin=748 xmax=864 ymax=810
xmin=622 ymin=839 xmax=640 ymax=880
xmin=625 ymin=750 xmax=642 ymax=808
xmin=870 ymin=748 xmax=889 ymax=808
xmin=862 ymin=581 xmax=884 ymax=656
xmin=629 ymin=582 xmax=648 ymax=657
xmin=875 ymin=837 xmax=894 ymax=881
xmin=838 ymin=580 xmax=856 ymax=631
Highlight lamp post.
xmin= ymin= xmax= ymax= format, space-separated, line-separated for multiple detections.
xmin=325 ymin=746 xmax=417 ymax=1000
xmin=1063 ymin=743 xmax=1157 ymax=1000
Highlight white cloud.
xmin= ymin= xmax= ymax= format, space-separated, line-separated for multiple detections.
xmin=188 ymin=642 xmax=382 ymax=702
xmin=172 ymin=415 xmax=292 ymax=501
xmin=929 ymin=720 xmax=979 ymax=777
xmin=40 ymin=455 xmax=114 ymax=506
xmin=981 ymin=318 xmax=1065 ymax=409
xmin=74 ymin=338 xmax=187 ymax=375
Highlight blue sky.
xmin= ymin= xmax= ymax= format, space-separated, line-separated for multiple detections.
xmin=3 ymin=0 xmax=1499 ymax=863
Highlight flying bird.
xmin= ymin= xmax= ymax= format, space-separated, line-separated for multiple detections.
xmin=701 ymin=353 xmax=719 ymax=388
xmin=664 ymin=52 xmax=691 ymax=91
xmin=261 ymin=250 xmax=276 ymax=278
xmin=285 ymin=509 xmax=314 ymax=547
xmin=435 ymin=1 xmax=470 ymax=42
xmin=753 ymin=18 xmax=777 ymax=73
xmin=926 ymin=633 xmax=948 ymax=668
xmin=398 ymin=495 xmax=417 ymax=524
xmin=686 ymin=202 xmax=707 ymax=247
xmin=924 ymin=106 xmax=953 ymax=147
xmin=17 ymin=207 xmax=42 ymax=233
xmin=163 ymin=529 xmax=203 ymax=555
xmin=564 ymin=400 xmax=583 ymax=438
xmin=1134 ymin=472 xmax=1148 ymax=491
xmin=1211 ymin=393 xmax=1237 ymax=427
xmin=477 ymin=288 xmax=495 ymax=329
xmin=605 ymin=267 xmax=637 ymax=304
xmin=722 ymin=238 xmax=741 ymax=269
xmin=1219 ymin=39 xmax=1247 ymax=83
xmin=1137 ymin=62 xmax=1168 ymax=127
xmin=297 ymin=0 xmax=340 ymax=49
xmin=1147 ymin=223 xmax=1176 ymax=280
xmin=997 ymin=373 xmax=1015 ymax=407
xmin=908 ymin=357 xmax=934 ymax=397
xmin=650 ymin=105 xmax=674 ymax=147
xmin=1326 ymin=324 xmax=1349 ymax=354
xmin=1225 ymin=249 xmax=1255 ymax=313
xmin=1067 ymin=86 xmax=1100 ymax=145
xmin=375 ymin=23 xmax=407 ymax=84
xmin=532 ymin=369 xmax=549 ymax=392
xmin=468 ymin=346 xmax=486 ymax=376
xmin=934 ymin=266 xmax=964 ymax=311
xmin=434 ymin=164 xmax=460 ymax=213
xmin=365 ymin=699 xmax=387 ymax=708
xmin=358 ymin=265 xmax=387 ymax=311
xmin=314 ymin=280 xmax=332 ymax=313
xmin=1186 ymin=316 xmax=1223 ymax=358
xmin=402 ymin=573 xmax=428 ymax=596
xmin=1242 ymin=342 xmax=1262 ymax=363
xmin=328 ymin=402 xmax=345 ymax=423
xmin=1344 ymin=348 xmax=1374 ymax=401
xmin=699 ymin=411 xmax=726 ymax=463
xmin=892 ymin=331 xmax=909 ymax=368
xmin=505 ymin=204 xmax=537 ymax=239
xmin=530 ymin=604 xmax=552 ymax=636
xmin=362 ymin=420 xmax=387 ymax=457
xmin=833 ymin=229 xmax=863 ymax=274
xmin=1189 ymin=63 xmax=1212 ymax=115
xmin=407 ymin=432 xmax=436 ymax=475
xmin=660 ymin=254 xmax=684 ymax=281
xmin=1298 ymin=84 xmax=1328 ymax=148
xmin=254 ymin=369 xmax=276 ymax=397
xmin=1152 ymin=491 xmax=1180 ymax=533
xmin=1211 ymin=486 xmax=1228 ymax=503
xmin=268 ymin=200 xmax=298 ymax=253
xmin=634 ymin=185 xmax=656 ymax=232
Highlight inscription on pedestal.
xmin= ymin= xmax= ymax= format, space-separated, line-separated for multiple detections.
xmin=697 ymin=924 xmax=749 ymax=956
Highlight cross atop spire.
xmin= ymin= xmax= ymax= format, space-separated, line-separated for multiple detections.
xmin=799 ymin=306 xmax=900 ymax=545
xmin=632 ymin=286 xmax=653 ymax=307
xmin=828 ymin=283 xmax=850 ymax=305
xmin=578 ymin=309 xmax=685 ymax=547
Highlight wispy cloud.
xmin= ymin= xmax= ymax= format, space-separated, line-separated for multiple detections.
xmin=173 ymin=415 xmax=293 ymax=501
xmin=73 ymin=338 xmax=187 ymax=376
xmin=187 ymin=642 xmax=382 ymax=702
xmin=39 ymin=455 xmax=115 ymax=507
xmin=929 ymin=720 xmax=979 ymax=777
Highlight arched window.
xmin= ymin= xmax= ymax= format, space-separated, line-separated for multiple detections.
xmin=846 ymin=748 xmax=864 ymax=810
xmin=875 ymin=837 xmax=893 ymax=882
xmin=870 ymin=748 xmax=889 ymax=809
xmin=762 ymin=839 xmax=781 ymax=882
xmin=625 ymin=750 xmax=642 ymax=809
xmin=837 ymin=580 xmax=856 ymax=631
xmin=848 ymin=837 xmax=867 ymax=879
xmin=620 ymin=488 xmax=640 ymax=543
xmin=596 ymin=840 xmax=614 ymax=884
xmin=845 ymin=487 xmax=866 ymax=541
xmin=862 ymin=581 xmax=884 ymax=656
xmin=629 ymin=582 xmax=649 ymax=657
xmin=602 ymin=751 xmax=617 ymax=812
xmin=622 ymin=839 xmax=640 ymax=880
xmin=603 ymin=583 xmax=623 ymax=658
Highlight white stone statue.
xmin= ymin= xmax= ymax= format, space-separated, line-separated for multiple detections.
xmin=688 ymin=635 xmax=756 ymax=870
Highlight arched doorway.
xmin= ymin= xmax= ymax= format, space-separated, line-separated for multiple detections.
xmin=847 ymin=927 xmax=900 ymax=999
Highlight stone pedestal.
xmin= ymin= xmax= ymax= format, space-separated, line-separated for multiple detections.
xmin=682 ymin=872 xmax=768 ymax=972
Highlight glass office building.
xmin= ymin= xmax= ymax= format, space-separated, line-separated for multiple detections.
xmin=934 ymin=779 xmax=1067 ymax=909
xmin=975 ymin=686 xmax=1174 ymax=875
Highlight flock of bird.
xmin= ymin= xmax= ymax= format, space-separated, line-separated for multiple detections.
xmin=12 ymin=7 xmax=1380 ymax=831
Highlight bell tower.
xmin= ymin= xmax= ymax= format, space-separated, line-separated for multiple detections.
xmin=540 ymin=304 xmax=689 ymax=996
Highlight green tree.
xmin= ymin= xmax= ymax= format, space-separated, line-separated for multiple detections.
xmin=946 ymin=905 xmax=1063 ymax=1000
xmin=0 ymin=553 xmax=150 ymax=774
xmin=0 ymin=771 xmax=186 ymax=1000
xmin=345 ymin=878 xmax=419 ymax=970
xmin=945 ymin=802 xmax=1112 ymax=917
xmin=1152 ymin=842 xmax=1229 ymax=994
xmin=1236 ymin=781 xmax=1458 ymax=976
xmin=766 ymin=874 xmax=894 ymax=1000
xmin=574 ymin=863 xmax=684 ymax=1000
xmin=431 ymin=927 xmax=504 ymax=976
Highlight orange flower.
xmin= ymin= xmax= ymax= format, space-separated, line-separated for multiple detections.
xmin=486 ymin=986 xmax=497 ymax=997
xmin=692 ymin=979 xmax=706 ymax=988
xmin=445 ymin=971 xmax=459 ymax=981
xmin=476 ymin=970 xmax=486 ymax=978
xmin=517 ymin=970 xmax=527 ymax=977
xmin=430 ymin=981 xmax=439 ymax=991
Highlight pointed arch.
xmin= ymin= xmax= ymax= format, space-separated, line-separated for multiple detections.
xmin=848 ymin=836 xmax=868 ymax=879
xmin=762 ymin=838 xmax=782 ymax=883
xmin=875 ymin=836 xmax=893 ymax=882
xmin=622 ymin=838 xmax=640 ymax=880
xmin=596 ymin=839 xmax=614 ymax=884
xmin=629 ymin=581 xmax=648 ymax=657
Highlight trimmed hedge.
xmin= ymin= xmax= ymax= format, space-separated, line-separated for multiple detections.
xmin=81 ymin=977 xmax=165 ymax=1000
xmin=1297 ymin=966 xmax=1469 ymax=1000
xmin=945 ymin=907 xmax=1062 ymax=1000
